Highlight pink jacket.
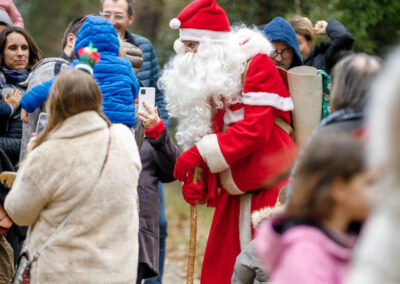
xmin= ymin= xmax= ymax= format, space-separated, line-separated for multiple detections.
xmin=0 ymin=0 xmax=24 ymax=27
xmin=255 ymin=218 xmax=356 ymax=284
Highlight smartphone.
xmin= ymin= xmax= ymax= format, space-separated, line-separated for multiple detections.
xmin=138 ymin=87 xmax=155 ymax=114
xmin=36 ymin=112 xmax=48 ymax=135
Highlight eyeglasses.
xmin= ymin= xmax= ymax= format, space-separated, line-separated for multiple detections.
xmin=99 ymin=11 xmax=128 ymax=21
xmin=270 ymin=48 xmax=293 ymax=59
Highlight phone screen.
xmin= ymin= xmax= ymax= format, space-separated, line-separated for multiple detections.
xmin=138 ymin=87 xmax=156 ymax=114
xmin=36 ymin=113 xmax=48 ymax=135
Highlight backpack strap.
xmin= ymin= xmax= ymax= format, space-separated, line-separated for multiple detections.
xmin=275 ymin=117 xmax=293 ymax=136
xmin=241 ymin=58 xmax=253 ymax=85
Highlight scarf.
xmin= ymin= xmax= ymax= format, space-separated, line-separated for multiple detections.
xmin=314 ymin=109 xmax=363 ymax=133
xmin=1 ymin=66 xmax=29 ymax=86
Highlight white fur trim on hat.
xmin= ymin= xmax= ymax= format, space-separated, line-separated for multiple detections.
xmin=169 ymin=18 xmax=181 ymax=30
xmin=75 ymin=64 xmax=93 ymax=75
xmin=179 ymin=28 xmax=230 ymax=42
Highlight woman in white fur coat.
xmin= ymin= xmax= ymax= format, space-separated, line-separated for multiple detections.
xmin=5 ymin=69 xmax=142 ymax=284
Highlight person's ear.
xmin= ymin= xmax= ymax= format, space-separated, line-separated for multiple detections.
xmin=67 ymin=33 xmax=76 ymax=49
xmin=128 ymin=14 xmax=134 ymax=25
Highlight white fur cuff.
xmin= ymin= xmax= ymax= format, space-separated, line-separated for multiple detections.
xmin=196 ymin=134 xmax=229 ymax=173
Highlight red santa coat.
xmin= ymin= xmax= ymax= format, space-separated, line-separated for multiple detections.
xmin=196 ymin=53 xmax=297 ymax=284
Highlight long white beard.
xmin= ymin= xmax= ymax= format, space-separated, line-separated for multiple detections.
xmin=160 ymin=37 xmax=245 ymax=150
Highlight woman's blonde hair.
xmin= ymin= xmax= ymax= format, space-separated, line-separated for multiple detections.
xmin=289 ymin=16 xmax=314 ymax=43
xmin=33 ymin=69 xmax=110 ymax=149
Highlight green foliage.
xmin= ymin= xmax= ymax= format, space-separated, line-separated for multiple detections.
xmin=295 ymin=0 xmax=400 ymax=56
xmin=16 ymin=0 xmax=400 ymax=65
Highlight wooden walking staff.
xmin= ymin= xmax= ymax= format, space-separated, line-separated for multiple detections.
xmin=187 ymin=166 xmax=198 ymax=284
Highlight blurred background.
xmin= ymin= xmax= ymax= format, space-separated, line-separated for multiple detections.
xmin=12 ymin=0 xmax=400 ymax=281
xmin=15 ymin=0 xmax=400 ymax=67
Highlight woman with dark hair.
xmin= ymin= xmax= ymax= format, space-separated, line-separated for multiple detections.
xmin=0 ymin=26 xmax=43 ymax=166
xmin=0 ymin=26 xmax=42 ymax=270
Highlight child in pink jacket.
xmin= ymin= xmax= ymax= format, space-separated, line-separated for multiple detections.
xmin=255 ymin=131 xmax=377 ymax=284
xmin=0 ymin=0 xmax=23 ymax=27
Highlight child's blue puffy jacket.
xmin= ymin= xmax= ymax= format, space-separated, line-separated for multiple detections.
xmin=21 ymin=15 xmax=140 ymax=126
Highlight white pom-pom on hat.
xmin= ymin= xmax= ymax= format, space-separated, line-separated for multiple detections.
xmin=169 ymin=18 xmax=181 ymax=30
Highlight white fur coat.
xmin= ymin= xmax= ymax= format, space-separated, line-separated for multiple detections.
xmin=5 ymin=111 xmax=141 ymax=284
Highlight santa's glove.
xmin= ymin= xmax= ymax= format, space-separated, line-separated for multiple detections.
xmin=174 ymin=146 xmax=204 ymax=183
xmin=182 ymin=180 xmax=205 ymax=205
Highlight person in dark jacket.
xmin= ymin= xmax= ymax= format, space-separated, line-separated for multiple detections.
xmin=289 ymin=16 xmax=354 ymax=74
xmin=263 ymin=17 xmax=303 ymax=70
xmin=0 ymin=26 xmax=42 ymax=167
xmin=0 ymin=26 xmax=42 ymax=266
xmin=99 ymin=2 xmax=170 ymax=282
xmin=136 ymin=102 xmax=179 ymax=283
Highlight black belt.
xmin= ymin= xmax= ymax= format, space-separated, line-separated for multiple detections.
xmin=245 ymin=170 xmax=291 ymax=195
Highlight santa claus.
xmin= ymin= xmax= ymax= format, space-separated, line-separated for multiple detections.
xmin=160 ymin=0 xmax=297 ymax=283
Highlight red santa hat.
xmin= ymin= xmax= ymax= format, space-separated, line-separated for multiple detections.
xmin=169 ymin=0 xmax=231 ymax=42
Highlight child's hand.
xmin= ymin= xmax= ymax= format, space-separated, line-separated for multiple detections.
xmin=138 ymin=103 xmax=160 ymax=130
xmin=21 ymin=109 xmax=28 ymax=124
xmin=3 ymin=89 xmax=22 ymax=110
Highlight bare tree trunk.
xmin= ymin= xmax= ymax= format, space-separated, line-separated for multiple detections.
xmin=294 ymin=0 xmax=301 ymax=14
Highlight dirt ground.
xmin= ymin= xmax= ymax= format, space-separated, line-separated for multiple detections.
xmin=162 ymin=181 xmax=213 ymax=283
xmin=162 ymin=258 xmax=200 ymax=284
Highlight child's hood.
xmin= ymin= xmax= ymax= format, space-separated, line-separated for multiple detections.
xmin=74 ymin=15 xmax=119 ymax=57
xmin=251 ymin=205 xmax=284 ymax=229
xmin=255 ymin=217 xmax=356 ymax=276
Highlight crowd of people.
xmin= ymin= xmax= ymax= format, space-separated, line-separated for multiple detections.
xmin=0 ymin=0 xmax=398 ymax=283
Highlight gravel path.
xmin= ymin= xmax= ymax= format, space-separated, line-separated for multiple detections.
xmin=162 ymin=259 xmax=200 ymax=284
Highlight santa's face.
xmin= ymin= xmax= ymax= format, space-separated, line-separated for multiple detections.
xmin=160 ymin=38 xmax=244 ymax=150
xmin=182 ymin=40 xmax=199 ymax=53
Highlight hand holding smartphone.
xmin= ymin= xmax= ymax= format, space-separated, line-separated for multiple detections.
xmin=36 ymin=112 xmax=48 ymax=135
xmin=138 ymin=87 xmax=155 ymax=114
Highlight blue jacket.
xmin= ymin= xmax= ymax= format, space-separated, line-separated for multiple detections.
xmin=263 ymin=17 xmax=303 ymax=68
xmin=21 ymin=16 xmax=140 ymax=126
xmin=125 ymin=32 xmax=169 ymax=127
